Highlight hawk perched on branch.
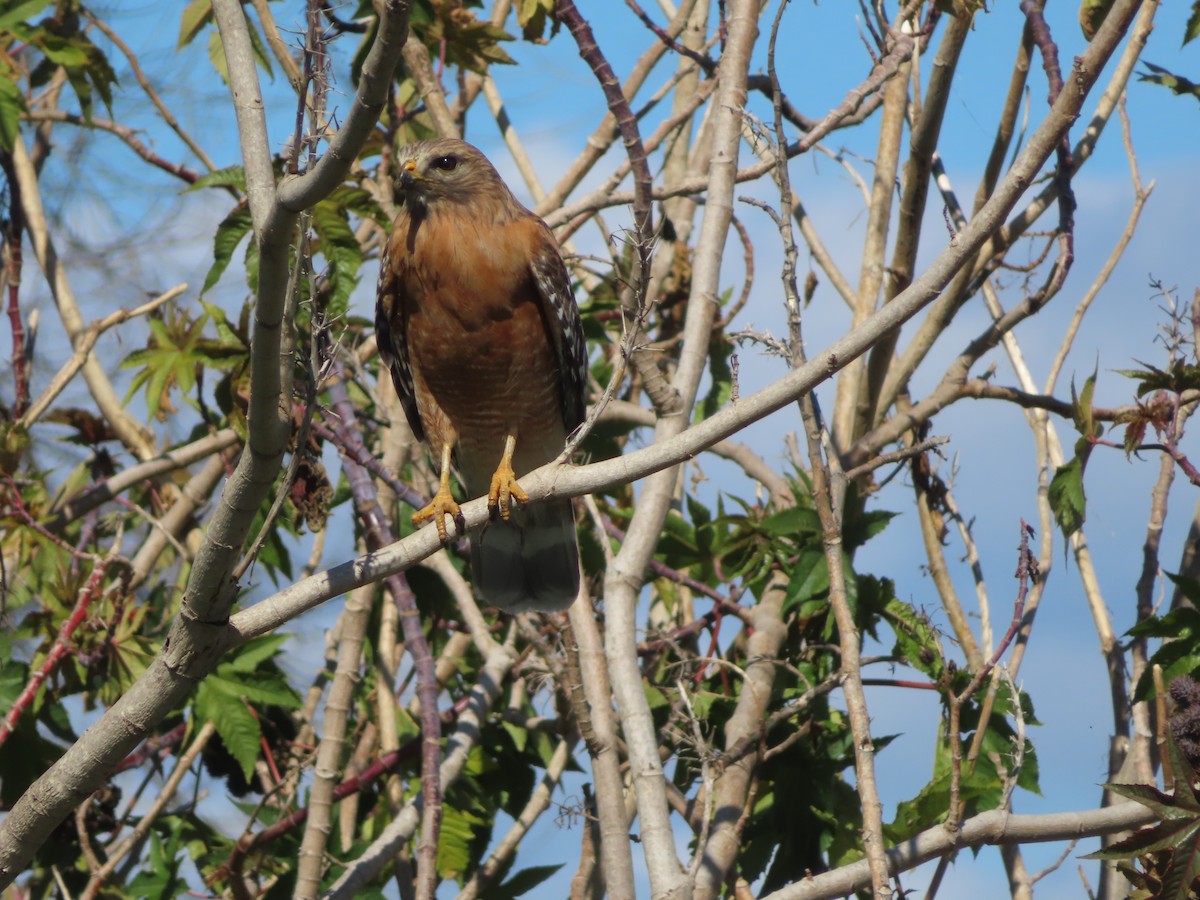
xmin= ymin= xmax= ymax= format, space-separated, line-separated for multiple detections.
xmin=375 ymin=138 xmax=587 ymax=612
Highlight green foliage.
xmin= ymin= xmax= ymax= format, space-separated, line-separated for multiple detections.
xmin=1115 ymin=358 xmax=1200 ymax=397
xmin=638 ymin=481 xmax=916 ymax=888
xmin=1048 ymin=454 xmax=1086 ymax=538
xmin=202 ymin=200 xmax=253 ymax=294
xmin=409 ymin=0 xmax=517 ymax=72
xmin=188 ymin=164 xmax=247 ymax=194
xmin=127 ymin=822 xmax=187 ymax=900
xmin=0 ymin=697 xmax=69 ymax=807
xmin=437 ymin=802 xmax=489 ymax=880
xmin=1128 ymin=578 xmax=1200 ymax=701
xmin=494 ymin=864 xmax=565 ymax=899
xmin=1079 ymin=0 xmax=1115 ymax=41
xmin=885 ymin=597 xmax=945 ymax=680
xmin=0 ymin=71 xmax=24 ymax=152
xmin=1087 ymin=733 xmax=1200 ymax=899
xmin=120 ymin=303 xmax=250 ymax=420
xmin=177 ymin=0 xmax=274 ymax=82
xmin=695 ymin=334 xmax=734 ymax=423
xmin=1139 ymin=62 xmax=1200 ymax=102
xmin=935 ymin=0 xmax=988 ymax=17
xmin=311 ymin=188 xmax=376 ymax=319
xmin=1049 ymin=372 xmax=1100 ymax=538
xmin=514 ymin=0 xmax=559 ymax=41
xmin=888 ymin=680 xmax=1041 ymax=844
xmin=1134 ymin=0 xmax=1200 ymax=112
xmin=177 ymin=0 xmax=212 ymax=48
xmin=194 ymin=636 xmax=300 ymax=784
xmin=0 ymin=0 xmax=54 ymax=31
xmin=2 ymin=0 xmax=117 ymax=122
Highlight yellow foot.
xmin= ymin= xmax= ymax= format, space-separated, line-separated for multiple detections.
xmin=412 ymin=483 xmax=462 ymax=542
xmin=488 ymin=442 xmax=528 ymax=521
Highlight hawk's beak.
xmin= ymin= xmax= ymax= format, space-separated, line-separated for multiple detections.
xmin=399 ymin=159 xmax=418 ymax=189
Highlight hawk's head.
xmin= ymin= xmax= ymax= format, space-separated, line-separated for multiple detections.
xmin=394 ymin=138 xmax=512 ymax=213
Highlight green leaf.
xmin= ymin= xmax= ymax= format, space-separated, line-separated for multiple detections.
xmin=205 ymin=669 xmax=300 ymax=709
xmin=844 ymin=508 xmax=899 ymax=550
xmin=1163 ymin=825 xmax=1200 ymax=900
xmin=244 ymin=233 xmax=261 ymax=294
xmin=207 ymin=28 xmax=229 ymax=83
xmin=888 ymin=769 xmax=953 ymax=840
xmin=1048 ymin=455 xmax=1086 ymax=538
xmin=1166 ymin=572 xmax=1200 ymax=608
xmin=223 ymin=634 xmax=290 ymax=673
xmin=1079 ymin=0 xmax=1114 ymax=40
xmin=501 ymin=720 xmax=528 ymax=753
xmin=195 ymin=684 xmax=261 ymax=782
xmin=1186 ymin=1 xmax=1200 ymax=45
xmin=695 ymin=338 xmax=733 ymax=423
xmin=1120 ymin=358 xmax=1200 ymax=396
xmin=37 ymin=34 xmax=89 ymax=69
xmin=127 ymin=827 xmax=184 ymax=900
xmin=0 ymin=659 xmax=25 ymax=709
xmin=685 ymin=493 xmax=712 ymax=530
xmin=1139 ymin=62 xmax=1200 ymax=100
xmin=197 ymin=300 xmax=249 ymax=351
xmin=1071 ymin=370 xmax=1099 ymax=437
xmin=312 ymin=199 xmax=363 ymax=316
xmin=0 ymin=75 xmax=24 ymax=153
xmin=82 ymin=38 xmax=118 ymax=116
xmin=0 ymin=0 xmax=53 ymax=32
xmin=63 ymin=60 xmax=94 ymax=121
xmin=1105 ymin=782 xmax=1195 ymax=820
xmin=515 ymin=0 xmax=558 ymax=41
xmin=436 ymin=804 xmax=487 ymax=879
xmin=759 ymin=506 xmax=822 ymax=538
xmin=203 ymin=5 xmax=272 ymax=81
xmin=420 ymin=10 xmax=517 ymax=74
xmin=244 ymin=12 xmax=274 ymax=78
xmin=497 ymin=864 xmax=564 ymax=898
xmin=178 ymin=0 xmax=213 ymax=48
xmin=1127 ymin=604 xmax=1200 ymax=639
xmin=885 ymin=598 xmax=944 ymax=679
xmin=686 ymin=690 xmax=733 ymax=722
xmin=1168 ymin=721 xmax=1200 ymax=812
xmin=1132 ymin=614 xmax=1200 ymax=700
xmin=187 ymin=164 xmax=246 ymax=194
xmin=121 ymin=305 xmax=238 ymax=419
xmin=1089 ymin=815 xmax=1200 ymax=862
xmin=787 ymin=549 xmax=828 ymax=608
xmin=203 ymin=203 xmax=253 ymax=294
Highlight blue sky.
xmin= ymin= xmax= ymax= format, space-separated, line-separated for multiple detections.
xmin=18 ymin=1 xmax=1200 ymax=897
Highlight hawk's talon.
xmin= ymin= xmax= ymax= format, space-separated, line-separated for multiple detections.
xmin=488 ymin=462 xmax=528 ymax=521
xmin=488 ymin=434 xmax=528 ymax=520
xmin=413 ymin=441 xmax=460 ymax=541
xmin=412 ymin=484 xmax=461 ymax=542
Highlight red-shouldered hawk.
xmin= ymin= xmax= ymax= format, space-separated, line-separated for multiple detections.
xmin=375 ymin=138 xmax=587 ymax=612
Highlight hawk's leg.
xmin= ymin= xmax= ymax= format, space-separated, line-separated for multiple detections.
xmin=488 ymin=433 xmax=529 ymax=521
xmin=412 ymin=442 xmax=462 ymax=541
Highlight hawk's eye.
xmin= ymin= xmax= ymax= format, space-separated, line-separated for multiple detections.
xmin=431 ymin=155 xmax=459 ymax=172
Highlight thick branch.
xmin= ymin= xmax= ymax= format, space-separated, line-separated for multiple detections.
xmin=761 ymin=801 xmax=1157 ymax=900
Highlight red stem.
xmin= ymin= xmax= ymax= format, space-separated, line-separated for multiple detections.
xmin=0 ymin=559 xmax=109 ymax=748
xmin=1 ymin=150 xmax=29 ymax=418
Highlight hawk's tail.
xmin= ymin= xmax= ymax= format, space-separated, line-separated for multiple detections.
xmin=470 ymin=499 xmax=580 ymax=612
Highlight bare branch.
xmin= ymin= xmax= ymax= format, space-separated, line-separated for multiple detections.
xmin=762 ymin=801 xmax=1157 ymax=900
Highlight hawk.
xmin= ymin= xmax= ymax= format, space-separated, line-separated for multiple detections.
xmin=375 ymin=138 xmax=588 ymax=612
